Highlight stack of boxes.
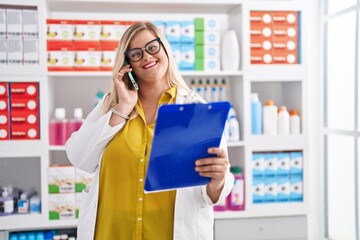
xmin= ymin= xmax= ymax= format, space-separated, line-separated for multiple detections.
xmin=47 ymin=19 xmax=132 ymax=71
xmin=194 ymin=17 xmax=221 ymax=71
xmin=252 ymin=151 xmax=303 ymax=204
xmin=0 ymin=6 xmax=39 ymax=66
xmin=250 ymin=11 xmax=300 ymax=64
xmin=48 ymin=165 xmax=93 ymax=220
xmin=0 ymin=82 xmax=40 ymax=140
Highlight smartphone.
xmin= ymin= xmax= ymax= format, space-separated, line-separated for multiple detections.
xmin=124 ymin=59 xmax=139 ymax=90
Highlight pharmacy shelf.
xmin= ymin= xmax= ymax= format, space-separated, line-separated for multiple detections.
xmin=48 ymin=145 xmax=66 ymax=151
xmin=0 ymin=141 xmax=47 ymax=157
xmin=244 ymin=65 xmax=306 ymax=82
xmin=247 ymin=135 xmax=306 ymax=151
xmin=47 ymin=71 xmax=244 ymax=77
xmin=227 ymin=141 xmax=246 ymax=147
xmin=0 ymin=215 xmax=77 ymax=231
xmin=214 ymin=202 xmax=307 ymax=219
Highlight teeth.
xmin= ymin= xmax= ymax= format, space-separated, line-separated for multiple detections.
xmin=144 ymin=62 xmax=156 ymax=69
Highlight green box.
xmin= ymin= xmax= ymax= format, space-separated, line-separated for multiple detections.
xmin=195 ymin=58 xmax=204 ymax=71
xmin=195 ymin=31 xmax=204 ymax=45
xmin=195 ymin=18 xmax=204 ymax=31
xmin=195 ymin=45 xmax=204 ymax=58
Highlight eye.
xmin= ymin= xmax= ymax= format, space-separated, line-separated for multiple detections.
xmin=130 ymin=50 xmax=142 ymax=59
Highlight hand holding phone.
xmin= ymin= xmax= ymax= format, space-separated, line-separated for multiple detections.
xmin=124 ymin=59 xmax=139 ymax=90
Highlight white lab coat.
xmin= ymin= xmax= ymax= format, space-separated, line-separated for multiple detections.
xmin=65 ymin=87 xmax=234 ymax=240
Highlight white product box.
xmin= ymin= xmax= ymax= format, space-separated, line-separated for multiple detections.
xmin=0 ymin=39 xmax=6 ymax=64
xmin=100 ymin=50 xmax=116 ymax=69
xmin=74 ymin=20 xmax=101 ymax=41
xmin=100 ymin=21 xmax=126 ymax=41
xmin=23 ymin=38 xmax=39 ymax=65
xmin=204 ymin=17 xmax=220 ymax=31
xmin=252 ymin=153 xmax=265 ymax=177
xmin=153 ymin=20 xmax=166 ymax=38
xmin=204 ymin=58 xmax=220 ymax=71
xmin=252 ymin=176 xmax=265 ymax=203
xmin=0 ymin=8 xmax=6 ymax=38
xmin=166 ymin=21 xmax=181 ymax=43
xmin=264 ymin=176 xmax=277 ymax=202
xmin=290 ymin=151 xmax=303 ymax=175
xmin=290 ymin=174 xmax=303 ymax=202
xmin=264 ymin=153 xmax=277 ymax=176
xmin=180 ymin=21 xmax=195 ymax=44
xmin=47 ymin=50 xmax=75 ymax=68
xmin=170 ymin=43 xmax=181 ymax=68
xmin=277 ymin=176 xmax=290 ymax=202
xmin=7 ymin=38 xmax=22 ymax=65
xmin=6 ymin=9 xmax=22 ymax=38
xmin=48 ymin=165 xmax=75 ymax=193
xmin=204 ymin=31 xmax=220 ymax=45
xmin=277 ymin=152 xmax=290 ymax=176
xmin=46 ymin=20 xmax=74 ymax=41
xmin=48 ymin=193 xmax=76 ymax=220
xmin=75 ymin=168 xmax=93 ymax=193
xmin=204 ymin=45 xmax=220 ymax=59
xmin=22 ymin=10 xmax=38 ymax=37
xmin=180 ymin=43 xmax=195 ymax=70
xmin=74 ymin=50 xmax=101 ymax=69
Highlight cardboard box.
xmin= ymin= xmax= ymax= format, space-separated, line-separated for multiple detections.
xmin=9 ymin=82 xmax=39 ymax=98
xmin=252 ymin=176 xmax=265 ymax=204
xmin=23 ymin=38 xmax=39 ymax=65
xmin=7 ymin=38 xmax=22 ymax=65
xmin=0 ymin=98 xmax=9 ymax=112
xmin=75 ymin=168 xmax=93 ymax=193
xmin=6 ymin=9 xmax=22 ymax=38
xmin=11 ymin=125 xmax=39 ymax=140
xmin=73 ymin=20 xmax=101 ymax=41
xmin=46 ymin=19 xmax=74 ymax=41
xmin=47 ymin=49 xmax=75 ymax=71
xmin=252 ymin=153 xmax=265 ymax=177
xmin=166 ymin=21 xmax=181 ymax=43
xmin=180 ymin=21 xmax=195 ymax=44
xmin=0 ymin=82 xmax=8 ymax=97
xmin=22 ymin=9 xmax=38 ymax=37
xmin=48 ymin=165 xmax=75 ymax=193
xmin=0 ymin=38 xmax=6 ymax=65
xmin=48 ymin=193 xmax=76 ymax=220
xmin=0 ymin=8 xmax=5 ymax=38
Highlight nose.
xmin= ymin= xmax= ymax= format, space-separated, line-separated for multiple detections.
xmin=142 ymin=49 xmax=152 ymax=61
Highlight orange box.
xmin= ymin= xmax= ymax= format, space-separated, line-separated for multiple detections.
xmin=10 ymin=83 xmax=39 ymax=98
xmin=11 ymin=124 xmax=39 ymax=140
xmin=250 ymin=11 xmax=273 ymax=27
xmin=10 ymin=98 xmax=39 ymax=111
xmin=273 ymin=25 xmax=298 ymax=40
xmin=273 ymin=52 xmax=298 ymax=64
xmin=11 ymin=110 xmax=39 ymax=126
xmin=0 ymin=82 xmax=8 ymax=97
xmin=47 ymin=40 xmax=73 ymax=51
xmin=0 ymin=97 xmax=9 ymax=112
xmin=271 ymin=11 xmax=298 ymax=26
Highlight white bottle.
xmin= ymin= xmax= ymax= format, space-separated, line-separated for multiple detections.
xmin=263 ymin=100 xmax=277 ymax=135
xmin=221 ymin=29 xmax=240 ymax=71
xmin=224 ymin=120 xmax=230 ymax=142
xmin=220 ymin=78 xmax=227 ymax=101
xmin=212 ymin=78 xmax=220 ymax=102
xmin=205 ymin=78 xmax=212 ymax=102
xmin=290 ymin=109 xmax=301 ymax=134
xmin=229 ymin=115 xmax=240 ymax=141
xmin=196 ymin=79 xmax=204 ymax=99
xmin=278 ymin=106 xmax=290 ymax=135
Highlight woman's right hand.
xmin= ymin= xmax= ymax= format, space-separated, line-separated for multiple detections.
xmin=112 ymin=64 xmax=138 ymax=116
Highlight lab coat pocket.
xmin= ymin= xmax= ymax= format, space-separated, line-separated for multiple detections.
xmin=198 ymin=207 xmax=214 ymax=240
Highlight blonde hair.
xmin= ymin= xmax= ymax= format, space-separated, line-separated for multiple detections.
xmin=102 ymin=21 xmax=189 ymax=115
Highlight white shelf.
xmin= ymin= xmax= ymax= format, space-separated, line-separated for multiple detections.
xmin=47 ymin=71 xmax=244 ymax=77
xmin=244 ymin=65 xmax=305 ymax=82
xmin=48 ymin=145 xmax=66 ymax=151
xmin=215 ymin=202 xmax=307 ymax=219
xmin=227 ymin=141 xmax=245 ymax=147
xmin=247 ymin=135 xmax=306 ymax=151
xmin=0 ymin=214 xmax=77 ymax=231
xmin=0 ymin=141 xmax=47 ymax=157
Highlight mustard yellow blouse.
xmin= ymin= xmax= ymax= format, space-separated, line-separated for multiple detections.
xmin=94 ymin=87 xmax=177 ymax=240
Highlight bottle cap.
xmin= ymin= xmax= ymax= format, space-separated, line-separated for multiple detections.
xmin=74 ymin=108 xmax=83 ymax=119
xmin=206 ymin=78 xmax=211 ymax=84
xmin=230 ymin=166 xmax=241 ymax=174
xmin=55 ymin=108 xmax=66 ymax=120
xmin=278 ymin=106 xmax=287 ymax=112
xmin=221 ymin=78 xmax=226 ymax=84
xmin=265 ymin=100 xmax=274 ymax=106
xmin=251 ymin=93 xmax=259 ymax=101
xmin=290 ymin=109 xmax=298 ymax=115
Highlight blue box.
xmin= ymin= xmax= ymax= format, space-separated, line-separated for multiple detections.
xmin=277 ymin=152 xmax=290 ymax=176
xmin=252 ymin=153 xmax=265 ymax=177
xmin=252 ymin=176 xmax=264 ymax=204
xmin=264 ymin=153 xmax=277 ymax=176
xmin=290 ymin=174 xmax=303 ymax=202
xmin=264 ymin=176 xmax=277 ymax=203
xmin=277 ymin=176 xmax=290 ymax=202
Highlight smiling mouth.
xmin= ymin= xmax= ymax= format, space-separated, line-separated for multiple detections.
xmin=143 ymin=61 xmax=157 ymax=69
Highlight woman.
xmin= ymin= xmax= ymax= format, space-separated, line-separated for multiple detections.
xmin=65 ymin=22 xmax=234 ymax=240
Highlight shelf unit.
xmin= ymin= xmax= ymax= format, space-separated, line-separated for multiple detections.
xmin=0 ymin=0 xmax=310 ymax=238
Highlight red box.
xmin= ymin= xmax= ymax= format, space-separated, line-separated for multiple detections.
xmin=10 ymin=98 xmax=39 ymax=111
xmin=0 ymin=82 xmax=8 ymax=97
xmin=0 ymin=98 xmax=9 ymax=112
xmin=0 ymin=126 xmax=10 ymax=140
xmin=11 ymin=110 xmax=39 ymax=126
xmin=11 ymin=125 xmax=39 ymax=140
xmin=9 ymin=83 xmax=39 ymax=98
xmin=271 ymin=11 xmax=298 ymax=26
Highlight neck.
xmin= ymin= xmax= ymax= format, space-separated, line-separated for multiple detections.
xmin=138 ymin=80 xmax=170 ymax=103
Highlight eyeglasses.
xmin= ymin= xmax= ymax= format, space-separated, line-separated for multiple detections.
xmin=124 ymin=38 xmax=162 ymax=62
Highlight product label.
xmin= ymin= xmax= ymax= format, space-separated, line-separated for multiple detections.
xmin=231 ymin=179 xmax=244 ymax=206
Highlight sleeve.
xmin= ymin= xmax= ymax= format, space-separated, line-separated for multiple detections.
xmin=65 ymin=97 xmax=126 ymax=173
xmin=201 ymin=134 xmax=235 ymax=206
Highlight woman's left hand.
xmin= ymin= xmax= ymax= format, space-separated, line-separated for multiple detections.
xmin=195 ymin=147 xmax=229 ymax=202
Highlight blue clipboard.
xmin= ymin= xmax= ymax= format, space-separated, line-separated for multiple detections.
xmin=144 ymin=101 xmax=231 ymax=193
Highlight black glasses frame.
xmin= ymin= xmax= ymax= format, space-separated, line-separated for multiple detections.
xmin=124 ymin=38 xmax=162 ymax=62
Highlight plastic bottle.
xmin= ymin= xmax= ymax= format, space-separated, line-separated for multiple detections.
xmin=196 ymin=79 xmax=204 ymax=99
xmin=290 ymin=109 xmax=301 ymax=134
xmin=190 ymin=79 xmax=196 ymax=92
xmin=212 ymin=78 xmax=220 ymax=102
xmin=36 ymin=232 xmax=45 ymax=240
xmin=227 ymin=167 xmax=245 ymax=211
xmin=67 ymin=108 xmax=84 ymax=139
xmin=205 ymin=78 xmax=212 ymax=102
xmin=219 ymin=78 xmax=227 ymax=101
xmin=30 ymin=194 xmax=41 ymax=214
xmin=49 ymin=108 xmax=68 ymax=145
xmin=251 ymin=93 xmax=262 ymax=135
xmin=228 ymin=116 xmax=240 ymax=141
xmin=263 ymin=100 xmax=277 ymax=135
xmin=9 ymin=233 xmax=18 ymax=240
xmin=27 ymin=232 xmax=36 ymax=240
xmin=223 ymin=120 xmax=230 ymax=142
xmin=221 ymin=29 xmax=240 ymax=71
xmin=213 ymin=196 xmax=227 ymax=211
xmin=95 ymin=90 xmax=105 ymax=107
xmin=278 ymin=106 xmax=290 ymax=135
